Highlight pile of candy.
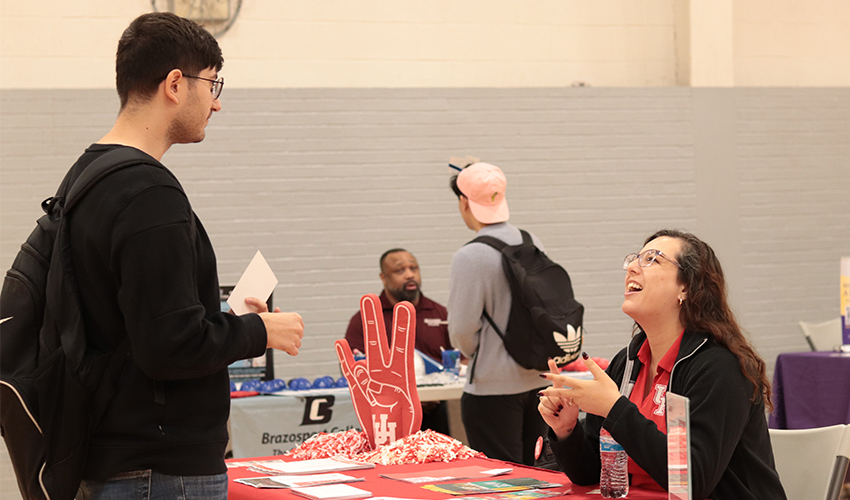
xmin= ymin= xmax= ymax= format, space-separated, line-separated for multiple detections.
xmin=284 ymin=429 xmax=484 ymax=466
xmin=284 ymin=429 xmax=372 ymax=460
xmin=357 ymin=430 xmax=485 ymax=465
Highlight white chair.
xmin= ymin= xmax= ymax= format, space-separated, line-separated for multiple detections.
xmin=829 ymin=425 xmax=850 ymax=500
xmin=769 ymin=424 xmax=850 ymax=500
xmin=799 ymin=318 xmax=843 ymax=351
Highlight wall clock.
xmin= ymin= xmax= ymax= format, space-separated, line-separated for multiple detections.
xmin=151 ymin=0 xmax=242 ymax=37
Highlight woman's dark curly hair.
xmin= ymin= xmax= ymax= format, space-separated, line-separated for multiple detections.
xmin=644 ymin=229 xmax=773 ymax=412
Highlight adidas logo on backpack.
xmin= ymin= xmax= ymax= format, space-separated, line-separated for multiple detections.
xmin=551 ymin=325 xmax=583 ymax=365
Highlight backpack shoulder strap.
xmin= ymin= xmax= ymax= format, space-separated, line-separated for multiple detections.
xmin=64 ymin=147 xmax=159 ymax=212
xmin=51 ymin=147 xmax=155 ymax=368
xmin=464 ymin=235 xmax=510 ymax=383
xmin=468 ymin=234 xmax=508 ymax=251
xmin=464 ymin=233 xmax=511 ymax=338
xmin=470 ymin=229 xmax=533 ymax=250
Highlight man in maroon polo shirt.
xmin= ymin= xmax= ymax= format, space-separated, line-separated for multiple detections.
xmin=344 ymin=248 xmax=454 ymax=435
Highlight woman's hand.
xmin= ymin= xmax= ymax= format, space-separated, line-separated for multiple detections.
xmin=539 ymin=352 xmax=622 ymax=423
xmin=538 ymin=358 xmax=580 ymax=439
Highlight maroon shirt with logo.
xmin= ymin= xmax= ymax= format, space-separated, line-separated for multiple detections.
xmin=344 ymin=291 xmax=453 ymax=363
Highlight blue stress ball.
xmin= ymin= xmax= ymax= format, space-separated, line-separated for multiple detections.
xmin=311 ymin=376 xmax=335 ymax=389
xmin=258 ymin=378 xmax=286 ymax=393
xmin=288 ymin=377 xmax=311 ymax=391
xmin=239 ymin=379 xmax=262 ymax=392
xmin=336 ymin=377 xmax=349 ymax=388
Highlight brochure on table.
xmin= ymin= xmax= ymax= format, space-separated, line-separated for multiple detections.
xmin=234 ymin=474 xmax=364 ymax=490
xmin=257 ymin=457 xmax=375 ymax=475
xmin=290 ymin=483 xmax=372 ymax=500
xmin=422 ymin=477 xmax=562 ymax=495
xmin=380 ymin=465 xmax=512 ymax=484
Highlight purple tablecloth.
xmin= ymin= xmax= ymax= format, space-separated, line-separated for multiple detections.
xmin=769 ymin=351 xmax=850 ymax=429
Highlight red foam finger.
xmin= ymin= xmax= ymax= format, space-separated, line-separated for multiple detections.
xmin=360 ymin=293 xmax=390 ymax=364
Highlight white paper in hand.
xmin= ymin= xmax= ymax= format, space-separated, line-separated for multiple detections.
xmin=227 ymin=251 xmax=278 ymax=316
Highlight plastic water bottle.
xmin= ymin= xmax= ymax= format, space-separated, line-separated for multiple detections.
xmin=599 ymin=428 xmax=628 ymax=498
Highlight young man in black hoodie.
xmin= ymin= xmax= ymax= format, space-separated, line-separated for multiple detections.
xmin=68 ymin=13 xmax=304 ymax=499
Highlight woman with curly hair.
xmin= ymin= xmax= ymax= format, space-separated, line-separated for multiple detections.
xmin=538 ymin=229 xmax=786 ymax=499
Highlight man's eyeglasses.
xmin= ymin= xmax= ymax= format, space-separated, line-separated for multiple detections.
xmin=185 ymin=75 xmax=224 ymax=100
xmin=623 ymin=249 xmax=680 ymax=270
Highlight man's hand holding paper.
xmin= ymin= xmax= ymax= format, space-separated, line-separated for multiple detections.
xmin=230 ymin=251 xmax=304 ymax=356
xmin=263 ymin=311 xmax=304 ymax=356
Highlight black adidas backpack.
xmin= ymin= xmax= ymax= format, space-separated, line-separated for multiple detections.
xmin=0 ymin=147 xmax=155 ymax=500
xmin=470 ymin=230 xmax=584 ymax=372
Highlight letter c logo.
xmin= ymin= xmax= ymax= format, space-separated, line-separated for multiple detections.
xmin=301 ymin=396 xmax=335 ymax=425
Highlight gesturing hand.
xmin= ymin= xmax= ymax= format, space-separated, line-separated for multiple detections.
xmin=538 ymin=358 xmax=580 ymax=439
xmin=335 ymin=293 xmax=422 ymax=448
xmin=540 ymin=352 xmax=621 ymax=421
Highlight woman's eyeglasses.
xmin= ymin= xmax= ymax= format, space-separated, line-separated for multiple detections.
xmin=623 ymin=249 xmax=680 ymax=270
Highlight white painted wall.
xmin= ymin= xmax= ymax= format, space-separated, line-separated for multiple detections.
xmin=2 ymin=0 xmax=848 ymax=89
xmin=688 ymin=0 xmax=735 ymax=86
xmin=734 ymin=0 xmax=850 ymax=86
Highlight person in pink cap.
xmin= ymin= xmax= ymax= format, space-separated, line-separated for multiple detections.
xmin=447 ymin=161 xmax=551 ymax=465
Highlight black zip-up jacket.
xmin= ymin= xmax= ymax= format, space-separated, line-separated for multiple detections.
xmin=66 ymin=145 xmax=268 ymax=480
xmin=548 ymin=330 xmax=786 ymax=500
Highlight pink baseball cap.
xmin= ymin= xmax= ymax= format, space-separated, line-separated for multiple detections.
xmin=457 ymin=162 xmax=510 ymax=224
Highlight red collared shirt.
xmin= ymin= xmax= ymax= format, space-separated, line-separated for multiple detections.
xmin=626 ymin=331 xmax=685 ymax=491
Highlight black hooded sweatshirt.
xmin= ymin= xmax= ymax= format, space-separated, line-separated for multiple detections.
xmin=65 ymin=144 xmax=267 ymax=480
xmin=548 ymin=330 xmax=786 ymax=500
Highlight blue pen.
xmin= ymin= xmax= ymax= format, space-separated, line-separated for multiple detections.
xmin=448 ymin=164 xmax=463 ymax=172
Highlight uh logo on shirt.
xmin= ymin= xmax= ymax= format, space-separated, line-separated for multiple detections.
xmin=652 ymin=384 xmax=667 ymax=417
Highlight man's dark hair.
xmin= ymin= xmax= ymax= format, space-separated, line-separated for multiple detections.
xmin=449 ymin=175 xmax=463 ymax=198
xmin=379 ymin=248 xmax=408 ymax=273
xmin=115 ymin=12 xmax=224 ymax=109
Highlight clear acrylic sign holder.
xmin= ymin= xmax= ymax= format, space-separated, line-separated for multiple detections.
xmin=666 ymin=392 xmax=691 ymax=500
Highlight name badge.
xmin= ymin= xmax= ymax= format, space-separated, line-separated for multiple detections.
xmin=423 ymin=318 xmax=447 ymax=327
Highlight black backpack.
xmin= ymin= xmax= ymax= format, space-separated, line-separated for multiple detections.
xmin=470 ymin=230 xmax=584 ymax=372
xmin=0 ymin=147 xmax=155 ymax=500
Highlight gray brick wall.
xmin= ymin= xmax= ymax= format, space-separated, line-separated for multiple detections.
xmin=1 ymin=88 xmax=848 ymax=383
xmin=734 ymin=89 xmax=850 ymax=363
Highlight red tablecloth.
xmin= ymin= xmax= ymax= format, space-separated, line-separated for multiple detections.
xmin=227 ymin=456 xmax=668 ymax=499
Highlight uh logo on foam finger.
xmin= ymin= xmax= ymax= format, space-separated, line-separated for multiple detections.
xmin=334 ymin=293 xmax=423 ymax=449
xmin=372 ymin=414 xmax=398 ymax=445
